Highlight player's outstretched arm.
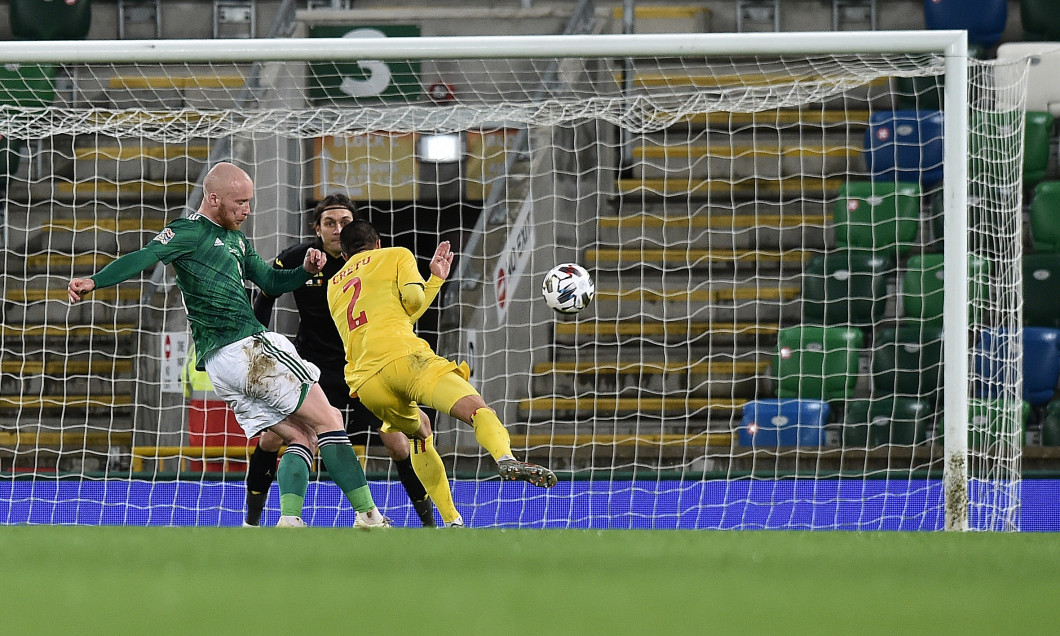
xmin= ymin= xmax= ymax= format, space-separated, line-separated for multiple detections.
xmin=303 ymin=248 xmax=327 ymax=275
xmin=68 ymin=277 xmax=96 ymax=303
xmin=68 ymin=248 xmax=161 ymax=304
xmin=430 ymin=241 xmax=453 ymax=281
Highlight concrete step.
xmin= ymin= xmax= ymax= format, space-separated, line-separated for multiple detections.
xmin=596 ymin=211 xmax=831 ymax=251
xmin=617 ymin=176 xmax=847 ymax=199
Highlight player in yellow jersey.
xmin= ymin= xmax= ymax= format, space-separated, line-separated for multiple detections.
xmin=327 ymin=220 xmax=558 ymax=502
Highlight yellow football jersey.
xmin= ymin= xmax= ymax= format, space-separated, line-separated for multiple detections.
xmin=327 ymin=246 xmax=441 ymax=392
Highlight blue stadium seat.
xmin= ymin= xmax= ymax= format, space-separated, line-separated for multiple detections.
xmin=974 ymin=327 xmax=1060 ymax=406
xmin=923 ymin=0 xmax=1007 ymax=50
xmin=865 ymin=110 xmax=945 ymax=187
xmin=738 ymin=398 xmax=830 ymax=447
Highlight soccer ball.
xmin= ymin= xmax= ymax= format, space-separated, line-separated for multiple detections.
xmin=542 ymin=263 xmax=595 ymax=314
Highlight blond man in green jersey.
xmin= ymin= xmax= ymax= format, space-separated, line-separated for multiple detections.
xmin=67 ymin=162 xmax=389 ymax=528
xmin=327 ymin=219 xmax=557 ymax=495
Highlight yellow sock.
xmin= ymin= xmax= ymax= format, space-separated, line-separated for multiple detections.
xmin=470 ymin=408 xmax=512 ymax=462
xmin=409 ymin=434 xmax=460 ymax=524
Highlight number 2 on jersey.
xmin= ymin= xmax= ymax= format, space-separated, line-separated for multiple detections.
xmin=342 ymin=277 xmax=368 ymax=330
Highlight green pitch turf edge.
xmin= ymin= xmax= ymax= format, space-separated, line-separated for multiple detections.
xmin=1 ymin=527 xmax=1057 ymax=635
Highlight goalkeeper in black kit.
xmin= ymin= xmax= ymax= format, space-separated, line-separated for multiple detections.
xmin=246 ymin=193 xmax=443 ymax=527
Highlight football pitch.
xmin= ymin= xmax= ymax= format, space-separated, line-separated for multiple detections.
xmin=1 ymin=527 xmax=1057 ymax=634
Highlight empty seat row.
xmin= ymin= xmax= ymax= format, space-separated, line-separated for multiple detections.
xmin=770 ymin=324 xmax=1060 ymax=407
xmin=738 ymin=396 xmax=1028 ymax=448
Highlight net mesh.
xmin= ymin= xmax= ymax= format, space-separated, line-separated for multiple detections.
xmin=0 ymin=42 xmax=1027 ymax=529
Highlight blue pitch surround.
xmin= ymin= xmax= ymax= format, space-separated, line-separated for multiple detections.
xmin=1 ymin=479 xmax=1057 ymax=530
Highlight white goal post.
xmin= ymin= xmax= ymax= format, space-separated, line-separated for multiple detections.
xmin=0 ymin=29 xmax=1027 ymax=530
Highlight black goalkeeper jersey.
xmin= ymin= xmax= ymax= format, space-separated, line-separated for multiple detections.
xmin=253 ymin=240 xmax=347 ymax=372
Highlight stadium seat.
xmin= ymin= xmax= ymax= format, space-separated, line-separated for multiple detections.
xmin=1020 ymin=0 xmax=1060 ymax=41
xmin=738 ymin=398 xmax=830 ymax=447
xmin=936 ymin=399 xmax=1028 ymax=447
xmin=871 ymin=325 xmax=945 ymax=404
xmin=0 ymin=135 xmax=22 ymax=191
xmin=1030 ymin=181 xmax=1060 ymax=253
xmin=923 ymin=0 xmax=1007 ymax=50
xmin=901 ymin=253 xmax=991 ymax=326
xmin=967 ymin=398 xmax=1028 ymax=448
xmin=0 ymin=63 xmax=57 ymax=109
xmin=973 ymin=326 xmax=1060 ymax=406
xmin=1023 ymin=111 xmax=1055 ymax=187
xmin=841 ymin=396 xmax=934 ymax=446
xmin=895 ymin=45 xmax=983 ymax=111
xmin=969 ymin=110 xmax=1054 ymax=187
xmin=1041 ymin=399 xmax=1060 ymax=445
xmin=995 ymin=43 xmax=1060 ymax=116
xmin=10 ymin=0 xmax=92 ymax=40
xmin=773 ymin=325 xmax=864 ymax=402
xmin=832 ymin=180 xmax=921 ymax=258
xmin=1023 ymin=253 xmax=1060 ymax=329
xmin=864 ymin=110 xmax=945 ymax=187
xmin=801 ymin=250 xmax=892 ymax=328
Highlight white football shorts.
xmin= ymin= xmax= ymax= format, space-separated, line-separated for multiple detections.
xmin=204 ymin=331 xmax=321 ymax=438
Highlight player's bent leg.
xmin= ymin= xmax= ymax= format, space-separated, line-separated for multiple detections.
xmin=406 ymin=432 xmax=461 ymax=527
xmin=244 ymin=432 xmax=281 ymax=526
xmin=265 ymin=420 xmax=317 ymax=527
xmin=287 ymin=385 xmax=389 ymax=525
xmin=377 ymin=428 xmax=437 ymax=527
xmin=451 ymin=394 xmax=558 ymax=489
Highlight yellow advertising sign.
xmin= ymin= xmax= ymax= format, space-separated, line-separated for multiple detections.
xmin=314 ymin=132 xmax=418 ymax=201
xmin=465 ymin=128 xmax=515 ymax=201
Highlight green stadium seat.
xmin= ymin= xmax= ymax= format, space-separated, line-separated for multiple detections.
xmin=938 ymin=398 xmax=1028 ymax=448
xmin=896 ymin=45 xmax=984 ymax=110
xmin=801 ymin=250 xmax=893 ymax=328
xmin=841 ymin=396 xmax=934 ymax=446
xmin=1030 ymin=181 xmax=1060 ymax=253
xmin=927 ymin=184 xmax=1019 ymax=250
xmin=0 ymin=63 xmax=57 ymax=109
xmin=1024 ymin=253 xmax=1060 ymax=329
xmin=871 ymin=325 xmax=945 ymax=404
xmin=773 ymin=325 xmax=864 ymax=402
xmin=10 ymin=0 xmax=92 ymax=40
xmin=901 ymin=253 xmax=991 ymax=326
xmin=969 ymin=110 xmax=1054 ymax=187
xmin=1023 ymin=111 xmax=1054 ymax=187
xmin=1041 ymin=399 xmax=1060 ymax=446
xmin=1020 ymin=0 xmax=1060 ymax=41
xmin=832 ymin=181 xmax=922 ymax=259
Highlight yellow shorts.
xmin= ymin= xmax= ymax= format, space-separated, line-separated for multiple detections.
xmin=356 ymin=351 xmax=475 ymax=436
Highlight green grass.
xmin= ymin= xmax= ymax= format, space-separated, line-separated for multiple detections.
xmin=1 ymin=527 xmax=1058 ymax=635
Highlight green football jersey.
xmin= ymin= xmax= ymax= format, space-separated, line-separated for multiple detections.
xmin=144 ymin=213 xmax=310 ymax=369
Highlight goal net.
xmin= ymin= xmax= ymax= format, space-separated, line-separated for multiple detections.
xmin=0 ymin=30 xmax=1028 ymax=530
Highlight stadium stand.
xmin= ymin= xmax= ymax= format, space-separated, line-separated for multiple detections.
xmin=832 ymin=180 xmax=922 ymax=258
xmin=800 ymin=250 xmax=892 ymax=329
xmin=1022 ymin=252 xmax=1060 ymax=329
xmin=901 ymin=253 xmax=991 ymax=326
xmin=737 ymin=398 xmax=830 ymax=447
xmin=973 ymin=327 xmax=1060 ymax=407
xmin=922 ymin=0 xmax=1007 ymax=50
xmin=1030 ymin=181 xmax=1060 ymax=252
xmin=772 ymin=325 xmax=864 ymax=402
xmin=1020 ymin=0 xmax=1060 ymax=41
xmin=10 ymin=0 xmax=92 ymax=40
xmin=871 ymin=325 xmax=945 ymax=405
xmin=841 ymin=396 xmax=933 ymax=446
xmin=996 ymin=42 xmax=1060 ymax=116
xmin=865 ymin=110 xmax=945 ymax=187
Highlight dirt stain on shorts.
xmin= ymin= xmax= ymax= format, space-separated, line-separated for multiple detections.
xmin=245 ymin=339 xmax=278 ymax=396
